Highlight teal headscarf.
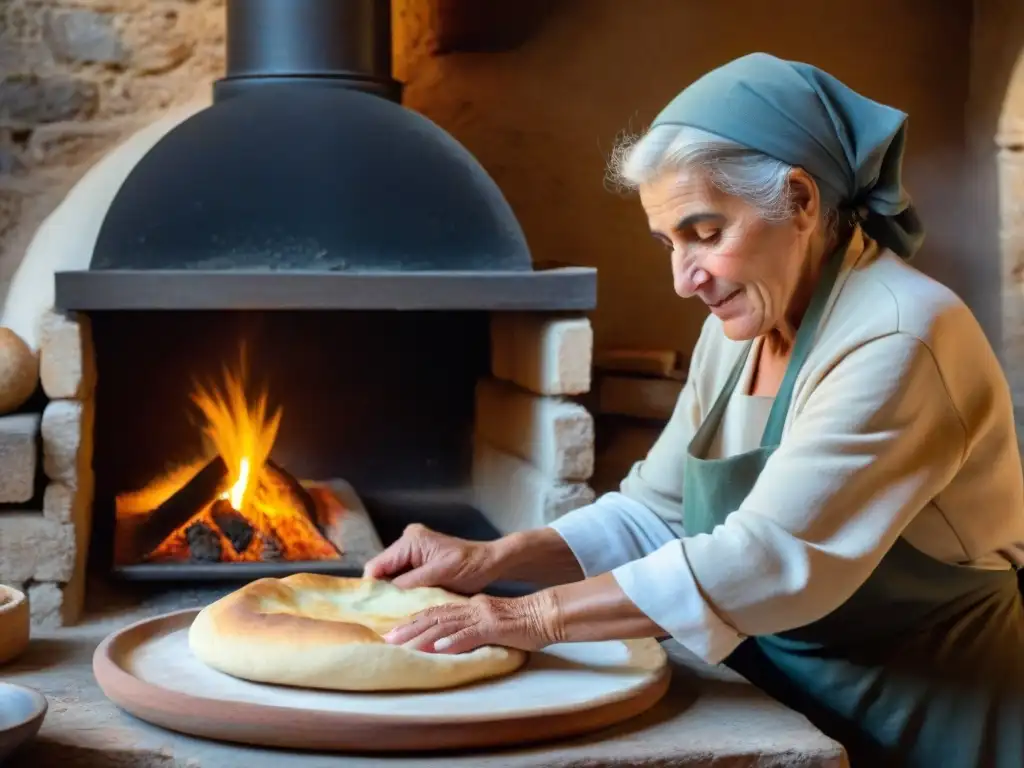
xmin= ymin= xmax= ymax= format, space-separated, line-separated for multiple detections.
xmin=651 ymin=52 xmax=924 ymax=259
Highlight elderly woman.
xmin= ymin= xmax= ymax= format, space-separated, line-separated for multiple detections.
xmin=364 ymin=53 xmax=1024 ymax=766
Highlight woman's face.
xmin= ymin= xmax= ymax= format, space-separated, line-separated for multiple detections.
xmin=638 ymin=166 xmax=819 ymax=341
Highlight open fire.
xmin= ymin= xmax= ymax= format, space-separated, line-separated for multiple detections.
xmin=114 ymin=353 xmax=342 ymax=565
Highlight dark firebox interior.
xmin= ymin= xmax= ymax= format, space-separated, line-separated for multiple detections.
xmin=87 ymin=308 xmax=505 ymax=579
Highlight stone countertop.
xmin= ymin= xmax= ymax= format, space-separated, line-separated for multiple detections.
xmin=2 ymin=585 xmax=847 ymax=768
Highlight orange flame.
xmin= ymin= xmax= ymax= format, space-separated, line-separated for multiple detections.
xmin=115 ymin=350 xmax=339 ymax=563
xmin=192 ymin=353 xmax=279 ymax=523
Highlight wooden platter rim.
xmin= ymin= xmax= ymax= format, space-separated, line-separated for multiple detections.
xmin=92 ymin=608 xmax=672 ymax=753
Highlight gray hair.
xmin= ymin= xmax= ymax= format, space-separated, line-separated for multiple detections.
xmin=607 ymin=124 xmax=841 ymax=226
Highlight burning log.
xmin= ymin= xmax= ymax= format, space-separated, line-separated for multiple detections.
xmin=186 ymin=521 xmax=223 ymax=562
xmin=130 ymin=456 xmax=228 ymax=557
xmin=266 ymin=458 xmax=318 ymax=526
xmin=210 ymin=499 xmax=255 ymax=555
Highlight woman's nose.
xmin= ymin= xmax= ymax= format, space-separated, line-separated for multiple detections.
xmin=671 ymin=249 xmax=710 ymax=298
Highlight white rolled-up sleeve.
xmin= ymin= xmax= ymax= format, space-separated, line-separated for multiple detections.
xmin=610 ymin=333 xmax=967 ymax=664
xmin=548 ymin=492 xmax=680 ymax=577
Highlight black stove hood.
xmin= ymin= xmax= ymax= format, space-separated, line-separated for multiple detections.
xmin=54 ymin=0 xmax=595 ymax=312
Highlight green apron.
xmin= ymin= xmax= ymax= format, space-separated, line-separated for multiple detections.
xmin=683 ymin=240 xmax=1024 ymax=767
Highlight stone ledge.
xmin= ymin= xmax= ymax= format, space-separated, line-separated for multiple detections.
xmin=54 ymin=268 xmax=598 ymax=311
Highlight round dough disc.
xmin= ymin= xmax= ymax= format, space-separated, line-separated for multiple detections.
xmin=188 ymin=574 xmax=528 ymax=692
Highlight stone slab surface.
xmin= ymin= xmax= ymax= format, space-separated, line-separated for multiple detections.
xmin=54 ymin=268 xmax=598 ymax=312
xmin=472 ymin=440 xmax=595 ymax=534
xmin=40 ymin=310 xmax=95 ymax=400
xmin=1 ymin=582 xmax=846 ymax=768
xmin=0 ymin=513 xmax=76 ymax=583
xmin=43 ymin=478 xmax=94 ymax=526
xmin=0 ymin=412 xmax=40 ymax=503
xmin=490 ymin=314 xmax=593 ymax=396
xmin=475 ymin=376 xmax=594 ymax=480
xmin=41 ymin=399 xmax=88 ymax=487
xmin=28 ymin=578 xmax=86 ymax=629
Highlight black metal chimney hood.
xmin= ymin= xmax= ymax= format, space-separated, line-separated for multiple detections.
xmin=54 ymin=0 xmax=595 ymax=312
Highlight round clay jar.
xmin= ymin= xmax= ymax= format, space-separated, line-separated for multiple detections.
xmin=0 ymin=330 xmax=36 ymax=414
xmin=0 ymin=586 xmax=29 ymax=666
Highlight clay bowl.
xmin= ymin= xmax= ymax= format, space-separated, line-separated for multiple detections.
xmin=0 ymin=585 xmax=29 ymax=666
xmin=0 ymin=683 xmax=47 ymax=761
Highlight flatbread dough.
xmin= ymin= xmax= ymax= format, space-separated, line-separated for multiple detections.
xmin=188 ymin=573 xmax=528 ymax=692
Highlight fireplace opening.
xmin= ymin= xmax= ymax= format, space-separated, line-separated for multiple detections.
xmin=113 ymin=349 xmax=350 ymax=568
xmin=88 ymin=309 xmax=493 ymax=581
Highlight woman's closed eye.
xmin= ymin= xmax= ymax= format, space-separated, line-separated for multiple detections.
xmin=690 ymin=226 xmax=720 ymax=244
xmin=650 ymin=228 xmax=719 ymax=252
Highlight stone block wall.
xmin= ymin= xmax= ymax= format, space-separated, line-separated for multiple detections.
xmin=0 ymin=309 xmax=92 ymax=627
xmin=0 ymin=0 xmax=226 ymax=295
xmin=0 ymin=0 xmax=224 ymax=627
xmin=473 ymin=313 xmax=596 ymax=534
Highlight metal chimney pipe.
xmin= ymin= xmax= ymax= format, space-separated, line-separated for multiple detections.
xmin=214 ymin=0 xmax=400 ymax=102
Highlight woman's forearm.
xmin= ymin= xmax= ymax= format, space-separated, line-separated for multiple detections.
xmin=489 ymin=531 xmax=667 ymax=643
xmin=487 ymin=527 xmax=584 ymax=586
xmin=541 ymin=571 xmax=667 ymax=643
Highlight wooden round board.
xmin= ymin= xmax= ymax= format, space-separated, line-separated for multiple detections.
xmin=93 ymin=608 xmax=671 ymax=753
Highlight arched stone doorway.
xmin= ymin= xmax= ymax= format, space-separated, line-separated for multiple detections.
xmin=969 ymin=0 xmax=1024 ymax=445
xmin=1001 ymin=53 xmax=1024 ymax=441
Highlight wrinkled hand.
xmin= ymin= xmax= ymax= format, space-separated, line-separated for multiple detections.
xmin=383 ymin=592 xmax=561 ymax=654
xmin=362 ymin=523 xmax=499 ymax=593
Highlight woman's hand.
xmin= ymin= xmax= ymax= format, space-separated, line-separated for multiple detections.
xmin=362 ymin=523 xmax=501 ymax=593
xmin=382 ymin=592 xmax=561 ymax=654
xmin=384 ymin=573 xmax=668 ymax=654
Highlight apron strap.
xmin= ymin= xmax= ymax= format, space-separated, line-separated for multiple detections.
xmin=688 ymin=340 xmax=754 ymax=457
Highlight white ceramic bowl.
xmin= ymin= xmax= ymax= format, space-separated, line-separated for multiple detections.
xmin=0 ymin=584 xmax=29 ymax=666
xmin=0 ymin=683 xmax=47 ymax=760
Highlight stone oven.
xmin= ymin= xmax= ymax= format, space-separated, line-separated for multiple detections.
xmin=1 ymin=0 xmax=598 ymax=622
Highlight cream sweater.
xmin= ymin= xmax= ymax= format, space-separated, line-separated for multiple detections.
xmin=550 ymin=230 xmax=1024 ymax=664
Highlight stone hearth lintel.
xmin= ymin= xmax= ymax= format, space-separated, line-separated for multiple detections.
xmin=53 ymin=267 xmax=597 ymax=311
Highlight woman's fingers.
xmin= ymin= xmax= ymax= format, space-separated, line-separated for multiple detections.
xmin=362 ymin=540 xmax=412 ymax=580
xmin=383 ymin=604 xmax=477 ymax=650
xmin=432 ymin=627 xmax=484 ymax=654
xmin=403 ymin=618 xmax=469 ymax=652
xmin=363 ymin=524 xmax=436 ymax=580
xmin=391 ymin=558 xmax=453 ymax=590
